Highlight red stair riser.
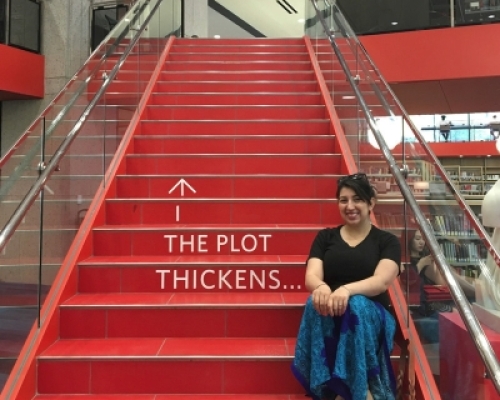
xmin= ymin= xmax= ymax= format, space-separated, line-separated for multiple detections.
xmin=132 ymin=136 xmax=335 ymax=155
xmin=77 ymin=265 xmax=307 ymax=294
xmin=167 ymin=53 xmax=310 ymax=62
xmin=91 ymin=229 xmax=325 ymax=256
xmin=154 ymin=82 xmax=318 ymax=93
xmin=125 ymin=155 xmax=341 ymax=175
xmin=163 ymin=61 xmax=312 ymax=72
xmin=148 ymin=93 xmax=323 ymax=106
xmin=104 ymin=201 xmax=340 ymax=225
xmin=59 ymin=307 xmax=303 ymax=338
xmin=115 ymin=176 xmax=338 ymax=198
xmin=171 ymin=45 xmax=306 ymax=53
xmin=183 ymin=38 xmax=305 ymax=46
xmin=158 ymin=71 xmax=314 ymax=82
xmin=37 ymin=359 xmax=302 ymax=394
xmin=143 ymin=105 xmax=326 ymax=120
xmin=137 ymin=120 xmax=331 ymax=136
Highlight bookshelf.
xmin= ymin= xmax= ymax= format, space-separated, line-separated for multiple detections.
xmin=364 ymin=160 xmax=435 ymax=196
xmin=430 ymin=212 xmax=486 ymax=273
xmin=439 ymin=156 xmax=500 ymax=198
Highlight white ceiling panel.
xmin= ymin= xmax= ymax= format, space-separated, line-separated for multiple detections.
xmin=211 ymin=0 xmax=307 ymax=38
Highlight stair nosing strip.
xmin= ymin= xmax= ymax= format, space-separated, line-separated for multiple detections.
xmin=39 ymin=354 xmax=293 ymax=360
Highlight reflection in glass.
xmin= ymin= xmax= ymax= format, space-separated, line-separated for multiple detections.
xmin=8 ymin=0 xmax=40 ymax=52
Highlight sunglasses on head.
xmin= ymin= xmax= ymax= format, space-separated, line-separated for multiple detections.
xmin=337 ymin=173 xmax=368 ymax=185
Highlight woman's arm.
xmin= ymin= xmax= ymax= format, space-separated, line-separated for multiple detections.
xmin=339 ymin=259 xmax=400 ymax=298
xmin=423 ymin=259 xmax=476 ymax=298
xmin=326 ymin=259 xmax=400 ymax=317
xmin=305 ymin=257 xmax=333 ymax=316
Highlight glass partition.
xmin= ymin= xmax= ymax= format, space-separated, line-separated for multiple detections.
xmin=0 ymin=0 xmax=182 ymax=391
xmin=7 ymin=0 xmax=40 ymax=52
xmin=335 ymin=0 xmax=500 ymax=34
xmin=307 ymin=0 xmax=500 ymax=398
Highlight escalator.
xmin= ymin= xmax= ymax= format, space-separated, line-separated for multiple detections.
xmin=0 ymin=0 xmax=499 ymax=398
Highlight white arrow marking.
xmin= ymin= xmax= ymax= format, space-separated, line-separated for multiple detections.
xmin=168 ymin=178 xmax=196 ymax=197
xmin=176 ymin=205 xmax=180 ymax=222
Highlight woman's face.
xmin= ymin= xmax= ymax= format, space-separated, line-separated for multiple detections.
xmin=411 ymin=230 xmax=426 ymax=254
xmin=338 ymin=186 xmax=373 ymax=226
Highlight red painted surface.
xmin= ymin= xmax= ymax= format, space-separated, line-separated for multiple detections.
xmin=440 ymin=312 xmax=500 ymax=399
xmin=0 ymin=44 xmax=44 ymax=100
xmin=359 ymin=25 xmax=500 ymax=114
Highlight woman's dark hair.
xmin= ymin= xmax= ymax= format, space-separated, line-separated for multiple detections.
xmin=336 ymin=173 xmax=376 ymax=203
xmin=407 ymin=229 xmax=430 ymax=257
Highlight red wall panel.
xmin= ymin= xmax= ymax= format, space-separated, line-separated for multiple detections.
xmin=0 ymin=44 xmax=44 ymax=100
xmin=360 ymin=24 xmax=500 ymax=83
xmin=359 ymin=24 xmax=500 ymax=114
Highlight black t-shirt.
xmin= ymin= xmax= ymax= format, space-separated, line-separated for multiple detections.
xmin=307 ymin=225 xmax=401 ymax=309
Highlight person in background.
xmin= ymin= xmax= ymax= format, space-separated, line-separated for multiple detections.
xmin=489 ymin=115 xmax=500 ymax=140
xmin=439 ymin=115 xmax=451 ymax=142
xmin=292 ymin=173 xmax=401 ymax=400
xmin=404 ymin=229 xmax=475 ymax=342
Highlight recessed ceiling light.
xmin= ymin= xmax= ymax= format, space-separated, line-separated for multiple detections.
xmin=214 ymin=35 xmax=221 ymax=39
xmin=391 ymin=21 xmax=398 ymax=25
xmin=342 ymin=95 xmax=356 ymax=100
xmin=488 ymin=14 xmax=495 ymax=18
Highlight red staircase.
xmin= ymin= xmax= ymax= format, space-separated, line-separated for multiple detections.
xmin=11 ymin=38 xmax=355 ymax=399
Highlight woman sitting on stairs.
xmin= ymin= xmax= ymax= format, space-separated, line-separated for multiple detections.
xmin=292 ymin=173 xmax=401 ymax=400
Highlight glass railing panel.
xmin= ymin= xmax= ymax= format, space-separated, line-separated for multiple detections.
xmin=0 ymin=0 xmax=150 ymax=206
xmin=0 ymin=199 xmax=48 ymax=391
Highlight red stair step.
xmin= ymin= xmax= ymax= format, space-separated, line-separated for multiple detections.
xmin=159 ymin=71 xmax=314 ymax=82
xmin=76 ymin=257 xmax=309 ymax=294
xmin=171 ymin=45 xmax=306 ymax=53
xmin=35 ymin=395 xmax=306 ymax=400
xmin=91 ymin=226 xmax=326 ymax=256
xmin=137 ymin=120 xmax=331 ymax=136
xmin=132 ymin=135 xmax=336 ymax=155
xmin=37 ymin=338 xmax=303 ymax=395
xmin=143 ymin=105 xmax=326 ymax=120
xmin=124 ymin=154 xmax=341 ymax=174
xmin=115 ymin=174 xmax=338 ymax=199
xmin=167 ymin=52 xmax=309 ymax=62
xmin=163 ymin=61 xmax=312 ymax=72
xmin=59 ymin=292 xmax=307 ymax=338
xmin=154 ymin=81 xmax=318 ymax=93
xmin=148 ymin=92 xmax=323 ymax=106
xmin=104 ymin=199 xmax=340 ymax=225
xmin=182 ymin=38 xmax=305 ymax=46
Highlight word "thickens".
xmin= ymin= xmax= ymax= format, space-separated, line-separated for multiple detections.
xmin=163 ymin=234 xmax=272 ymax=253
xmin=156 ymin=269 xmax=281 ymax=290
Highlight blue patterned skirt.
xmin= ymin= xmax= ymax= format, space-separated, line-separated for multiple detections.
xmin=291 ymin=295 xmax=396 ymax=400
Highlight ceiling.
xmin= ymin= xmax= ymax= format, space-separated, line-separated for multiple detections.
xmin=209 ymin=0 xmax=307 ymax=37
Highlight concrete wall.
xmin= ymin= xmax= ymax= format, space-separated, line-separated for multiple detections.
xmin=1 ymin=0 xmax=91 ymax=157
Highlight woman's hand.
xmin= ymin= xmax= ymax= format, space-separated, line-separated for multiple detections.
xmin=312 ymin=284 xmax=332 ymax=316
xmin=417 ymin=254 xmax=433 ymax=271
xmin=327 ymin=286 xmax=351 ymax=316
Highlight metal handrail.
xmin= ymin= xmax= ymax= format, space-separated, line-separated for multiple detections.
xmin=0 ymin=0 xmax=148 ymax=201
xmin=0 ymin=0 xmax=164 ymax=254
xmin=310 ymin=0 xmax=500 ymax=393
